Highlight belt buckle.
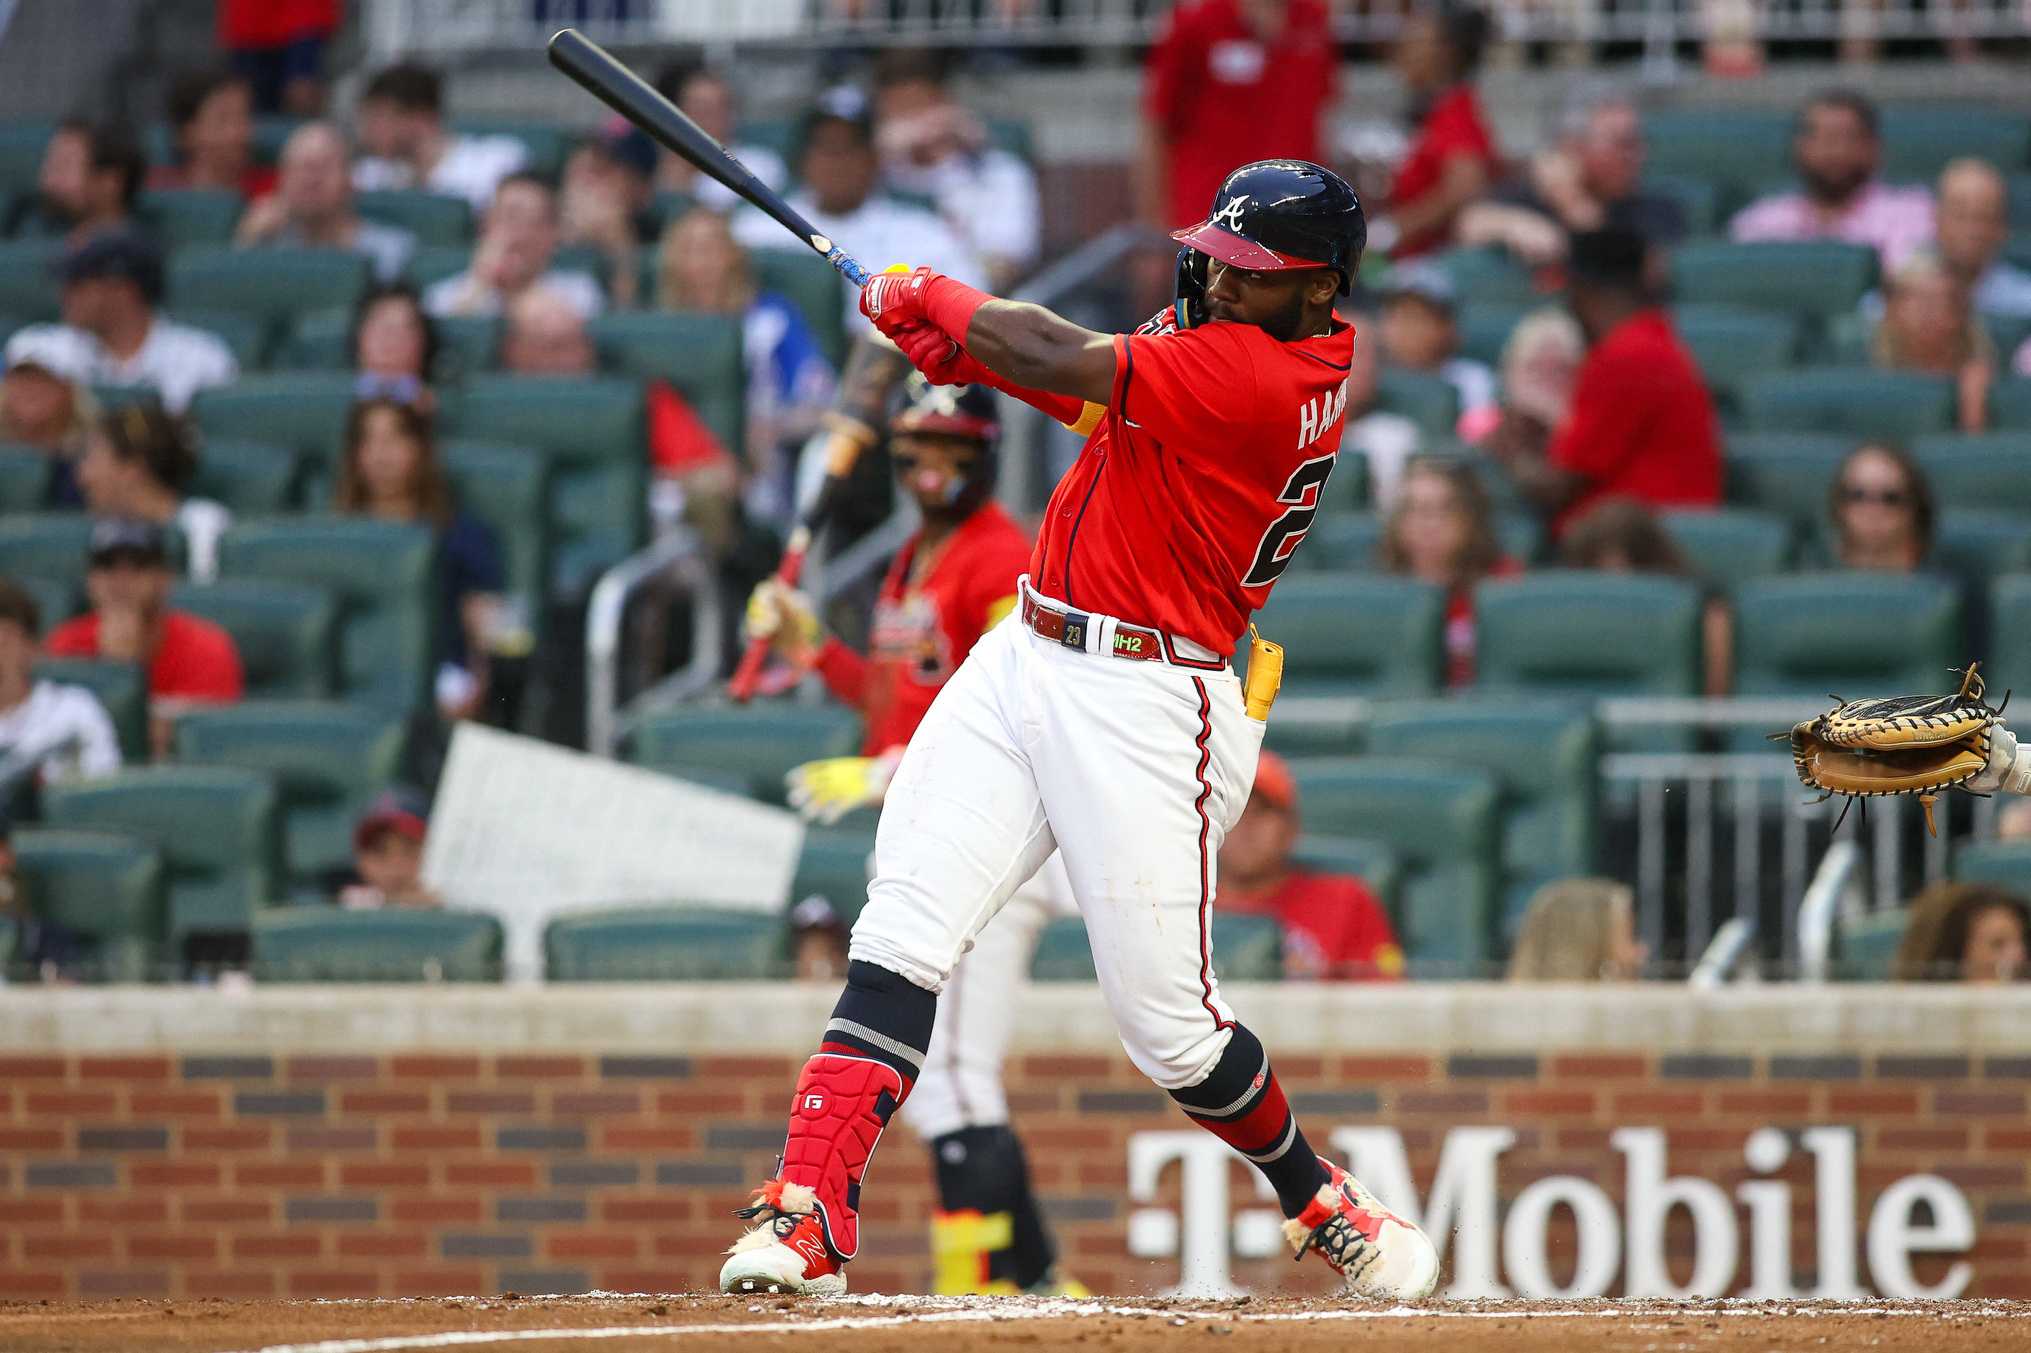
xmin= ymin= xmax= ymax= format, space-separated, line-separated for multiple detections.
xmin=1058 ymin=609 xmax=1090 ymax=652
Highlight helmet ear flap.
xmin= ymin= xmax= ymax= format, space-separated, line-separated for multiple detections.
xmin=1175 ymin=247 xmax=1210 ymax=330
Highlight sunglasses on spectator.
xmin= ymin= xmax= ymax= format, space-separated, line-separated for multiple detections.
xmin=1840 ymin=485 xmax=1908 ymax=507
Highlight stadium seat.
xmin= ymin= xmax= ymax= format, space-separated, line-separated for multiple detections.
xmin=0 ymin=513 xmax=89 ymax=584
xmin=1669 ymin=241 xmax=1878 ymax=324
xmin=1366 ymin=700 xmax=1598 ymax=944
xmin=450 ymin=119 xmax=570 ymax=177
xmin=590 ymin=312 xmax=744 ymax=452
xmin=643 ymin=189 xmax=696 ymax=242
xmin=164 ymin=307 xmax=270 ymax=370
xmin=1641 ymin=110 xmax=1792 ymax=205
xmin=1319 ymin=452 xmax=1370 ymax=513
xmin=175 ymin=702 xmax=407 ymax=884
xmin=186 ymin=438 xmax=299 ymax=514
xmin=0 ymin=239 xmax=62 ymax=321
xmin=1031 ymin=916 xmax=1095 ymax=981
xmin=166 ymin=247 xmax=373 ymax=330
xmin=750 ymin=248 xmax=851 ymax=369
xmin=439 ymin=440 xmax=549 ymax=618
xmin=436 ymin=315 xmax=502 ymax=376
xmin=1986 ymin=313 xmax=2031 ymax=368
xmin=627 ymin=701 xmax=863 ymax=805
xmin=439 ymin=375 xmax=645 ymax=596
xmin=1288 ymin=836 xmax=1402 ymax=912
xmin=0 ymin=444 xmax=52 ymax=511
xmin=1375 ymin=368 xmax=1460 ymax=436
xmin=1913 ymin=433 xmax=2031 ymax=515
xmin=1955 ymin=838 xmax=2031 ymax=895
xmin=1248 ymin=572 xmax=1445 ymax=700
xmin=1298 ymin=514 xmax=1382 ymax=571
xmin=216 ymin=518 xmax=436 ymax=714
xmin=787 ymin=826 xmax=875 ymax=927
xmin=545 ymin=906 xmax=788 ymax=980
xmin=18 ymin=576 xmax=76 ymax=633
xmin=1935 ymin=510 xmax=2031 ymax=599
xmin=1669 ymin=305 xmax=1801 ymax=412
xmin=43 ymin=766 xmax=280 ymax=950
xmin=1643 ymin=172 xmax=1722 ymax=235
xmin=1456 ymin=301 xmax=1529 ymax=367
xmin=170 ymin=579 xmax=336 ymax=699
xmin=1028 ymin=912 xmax=1282 ymax=983
xmin=1284 ymin=757 xmax=1500 ymax=974
xmin=1733 ymin=573 xmax=1961 ymax=697
xmin=36 ymin=659 xmax=146 ymax=763
xmin=191 ymin=372 xmax=359 ymax=469
xmin=251 ymin=907 xmax=502 ymax=982
xmin=136 ymin=189 xmax=243 ymax=248
xmin=356 ymin=189 xmax=475 ymax=246
xmin=1879 ymin=108 xmax=2031 ymax=186
xmin=1725 ymin=432 xmax=1854 ymax=531
xmin=1986 ymin=378 xmax=2031 ymax=431
xmin=1836 ymin=908 xmax=1907 ymax=981
xmin=0 ymin=123 xmax=52 ymax=194
xmin=12 ymin=828 xmax=165 ymax=981
xmin=1428 ymin=246 xmax=1540 ymax=306
xmin=1475 ymin=572 xmax=1704 ymax=697
xmin=1662 ymin=508 xmax=1793 ymax=592
xmin=1738 ymin=369 xmax=1955 ymax=441
xmin=401 ymin=245 xmax=471 ymax=290
xmin=1988 ymin=574 xmax=2031 ymax=694
xmin=266 ymin=307 xmax=349 ymax=371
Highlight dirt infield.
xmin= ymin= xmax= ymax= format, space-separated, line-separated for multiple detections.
xmin=1 ymin=1294 xmax=2025 ymax=1353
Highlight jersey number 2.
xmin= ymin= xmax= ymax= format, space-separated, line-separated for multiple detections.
xmin=1241 ymin=453 xmax=1336 ymax=588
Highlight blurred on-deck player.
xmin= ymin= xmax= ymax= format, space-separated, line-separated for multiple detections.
xmin=719 ymin=160 xmax=1440 ymax=1301
xmin=745 ymin=375 xmax=1081 ymax=1293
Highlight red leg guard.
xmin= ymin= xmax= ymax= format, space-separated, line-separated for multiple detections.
xmin=778 ymin=1052 xmax=906 ymax=1260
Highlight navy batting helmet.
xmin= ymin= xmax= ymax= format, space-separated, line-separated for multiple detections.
xmin=1173 ymin=160 xmax=1367 ymax=299
xmin=890 ymin=373 xmax=1000 ymax=517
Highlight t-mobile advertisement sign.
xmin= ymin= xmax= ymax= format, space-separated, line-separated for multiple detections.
xmin=1125 ymin=1126 xmax=1976 ymax=1300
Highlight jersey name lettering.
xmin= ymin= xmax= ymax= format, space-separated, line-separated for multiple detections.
xmin=1297 ymin=380 xmax=1349 ymax=450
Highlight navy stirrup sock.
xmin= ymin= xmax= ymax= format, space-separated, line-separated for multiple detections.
xmin=818 ymin=960 xmax=940 ymax=1089
xmin=1166 ymin=1024 xmax=1331 ymax=1218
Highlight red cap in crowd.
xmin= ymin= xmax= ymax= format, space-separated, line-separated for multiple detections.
xmin=1252 ymin=750 xmax=1298 ymax=814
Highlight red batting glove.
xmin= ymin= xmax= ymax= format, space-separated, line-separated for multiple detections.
xmin=892 ymin=320 xmax=995 ymax=387
xmin=859 ymin=265 xmax=937 ymax=327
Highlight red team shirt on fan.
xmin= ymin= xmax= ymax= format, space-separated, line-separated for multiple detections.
xmin=1547 ymin=308 xmax=1723 ymax=538
xmin=1385 ymin=83 xmax=1500 ymax=260
xmin=816 ymin=500 xmax=1032 ymax=755
xmin=1222 ymin=869 xmax=1404 ymax=980
xmin=46 ymin=610 xmax=244 ymax=703
xmin=1029 ymin=309 xmax=1357 ymax=658
xmin=1143 ymin=0 xmax=1339 ymax=229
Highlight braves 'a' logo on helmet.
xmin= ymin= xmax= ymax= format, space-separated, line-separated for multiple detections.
xmin=1209 ymin=196 xmax=1250 ymax=232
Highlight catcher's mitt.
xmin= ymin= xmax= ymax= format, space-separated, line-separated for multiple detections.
xmin=1789 ymin=666 xmax=2008 ymax=835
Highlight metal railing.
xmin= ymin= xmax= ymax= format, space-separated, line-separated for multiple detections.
xmin=584 ymin=526 xmax=722 ymax=758
xmin=364 ymin=0 xmax=2031 ymax=56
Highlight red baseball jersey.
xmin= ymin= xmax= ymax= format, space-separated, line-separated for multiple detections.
xmin=1028 ymin=308 xmax=1356 ymax=657
xmin=1221 ymin=868 xmax=1404 ymax=981
xmin=816 ymin=500 xmax=1032 ymax=755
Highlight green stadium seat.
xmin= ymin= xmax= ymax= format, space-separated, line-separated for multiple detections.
xmin=1988 ymin=378 xmax=2031 ymax=431
xmin=545 ymin=905 xmax=788 ymax=980
xmin=643 ymin=189 xmax=697 ymax=242
xmin=1836 ymin=908 xmax=1907 ymax=981
xmin=1988 ymin=574 xmax=2031 ymax=695
xmin=166 ymin=247 xmax=372 ymax=330
xmin=1725 ymin=432 xmax=1853 ymax=531
xmin=0 ymin=123 xmax=52 ymax=193
xmin=1475 ymin=572 xmax=1704 ymax=696
xmin=1642 ymin=111 xmax=1792 ymax=206
xmin=186 ymin=438 xmax=299 ymax=514
xmin=1285 ymin=757 xmax=1500 ymax=974
xmin=787 ymin=826 xmax=875 ymax=927
xmin=36 ymin=659 xmax=146 ymax=763
xmin=436 ymin=315 xmax=501 ymax=376
xmin=43 ymin=766 xmax=280 ymax=949
xmin=1935 ymin=510 xmax=2031 ymax=597
xmin=1662 ymin=508 xmax=1793 ymax=592
xmin=736 ymin=117 xmax=797 ymax=164
xmin=1734 ymin=573 xmax=1961 ymax=697
xmin=1028 ymin=912 xmax=1281 ymax=983
xmin=1669 ymin=241 xmax=1878 ymax=323
xmin=1299 ymin=514 xmax=1382 ymax=571
xmin=0 ymin=443 xmax=53 ymax=510
xmin=1428 ymin=246 xmax=1540 ymax=306
xmin=750 ymin=249 xmax=850 ymax=370
xmin=217 ymin=518 xmax=436 ymax=714
xmin=136 ymin=190 xmax=243 ymax=248
xmin=1375 ymin=368 xmax=1459 ymax=436
xmin=1913 ymin=432 xmax=2031 ymax=515
xmin=1643 ymin=172 xmax=1721 ymax=235
xmin=266 ymin=307 xmax=349 ymax=371
xmin=1496 ymin=510 xmax=1542 ymax=566
xmin=1367 ymin=700 xmax=1597 ymax=943
xmin=1879 ymin=108 xmax=2031 ymax=186
xmin=356 ymin=189 xmax=474 ymax=246
xmin=1985 ymin=314 xmax=2031 ymax=367
xmin=1456 ymin=302 xmax=1529 ymax=367
xmin=1315 ymin=454 xmax=1370 ymax=514
xmin=628 ymin=701 xmax=863 ymax=805
xmin=164 ymin=307 xmax=270 ymax=371
xmin=175 ymin=702 xmax=406 ymax=884
xmin=450 ymin=120 xmax=572 ymax=178
xmin=170 ymin=579 xmax=336 ymax=699
xmin=12 ymin=828 xmax=164 ymax=981
xmin=1249 ymin=572 xmax=1445 ymax=701
xmin=0 ymin=239 xmax=61 ymax=321
xmin=191 ymin=372 xmax=358 ymax=469
xmin=251 ymin=907 xmax=502 ymax=982
xmin=440 ymin=375 xmax=645 ymax=596
xmin=0 ymin=513 xmax=94 ymax=583
xmin=1288 ymin=836 xmax=1402 ymax=912
xmin=401 ymin=245 xmax=471 ymax=290
xmin=439 ymin=440 xmax=548 ymax=617
xmin=1955 ymin=838 xmax=2031 ymax=895
xmin=1669 ymin=305 xmax=1801 ymax=411
xmin=17 ymin=576 xmax=77 ymax=632
xmin=250 ymin=116 xmax=301 ymax=168
xmin=1738 ymin=369 xmax=1955 ymax=441
xmin=590 ymin=311 xmax=744 ymax=453
xmin=1031 ymin=916 xmax=1095 ymax=981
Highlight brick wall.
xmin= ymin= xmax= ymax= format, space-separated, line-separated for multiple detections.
xmin=3 ymin=1045 xmax=2027 ymax=1300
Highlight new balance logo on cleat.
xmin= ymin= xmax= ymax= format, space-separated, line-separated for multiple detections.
xmin=1282 ymin=1157 xmax=1440 ymax=1300
xmin=719 ymin=1180 xmax=849 ymax=1296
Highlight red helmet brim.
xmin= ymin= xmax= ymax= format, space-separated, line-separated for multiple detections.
xmin=1170 ymin=221 xmax=1326 ymax=272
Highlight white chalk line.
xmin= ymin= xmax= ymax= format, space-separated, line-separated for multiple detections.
xmin=210 ymin=1295 xmax=2024 ymax=1353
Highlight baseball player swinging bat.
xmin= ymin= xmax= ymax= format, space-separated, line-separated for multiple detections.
xmin=546 ymin=28 xmax=891 ymax=701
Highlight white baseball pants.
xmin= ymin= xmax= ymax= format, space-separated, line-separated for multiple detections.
xmin=849 ymin=604 xmax=1266 ymax=1091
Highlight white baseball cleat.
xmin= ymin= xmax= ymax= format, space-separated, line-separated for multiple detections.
xmin=718 ymin=1181 xmax=849 ymax=1296
xmin=1283 ymin=1157 xmax=1440 ymax=1300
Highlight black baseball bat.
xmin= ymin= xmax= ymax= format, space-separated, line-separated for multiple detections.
xmin=546 ymin=28 xmax=871 ymax=288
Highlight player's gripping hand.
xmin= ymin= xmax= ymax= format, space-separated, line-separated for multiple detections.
xmin=786 ymin=747 xmax=904 ymax=824
xmin=859 ymin=264 xmax=938 ymax=327
xmin=744 ymin=578 xmax=820 ymax=660
xmin=891 ymin=318 xmax=991 ymax=387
